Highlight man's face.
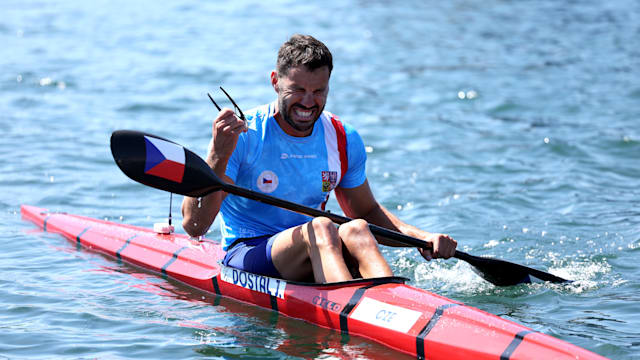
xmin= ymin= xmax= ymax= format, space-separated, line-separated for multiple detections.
xmin=272 ymin=65 xmax=330 ymax=137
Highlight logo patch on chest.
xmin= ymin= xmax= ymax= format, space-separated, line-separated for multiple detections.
xmin=322 ymin=171 xmax=338 ymax=192
xmin=257 ymin=170 xmax=279 ymax=193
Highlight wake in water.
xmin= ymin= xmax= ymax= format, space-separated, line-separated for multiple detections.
xmin=394 ymin=244 xmax=616 ymax=296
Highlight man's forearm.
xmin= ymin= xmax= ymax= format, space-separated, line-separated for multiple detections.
xmin=181 ymin=152 xmax=231 ymax=237
xmin=362 ymin=204 xmax=431 ymax=247
xmin=181 ymin=192 xmax=223 ymax=237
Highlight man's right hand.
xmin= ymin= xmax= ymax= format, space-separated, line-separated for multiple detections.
xmin=209 ymin=108 xmax=247 ymax=170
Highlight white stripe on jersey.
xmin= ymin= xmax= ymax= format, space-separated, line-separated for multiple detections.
xmin=321 ymin=113 xmax=341 ymax=188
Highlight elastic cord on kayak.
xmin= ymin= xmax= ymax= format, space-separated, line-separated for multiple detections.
xmin=168 ymin=193 xmax=173 ymax=227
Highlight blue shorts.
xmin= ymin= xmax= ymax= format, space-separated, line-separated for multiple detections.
xmin=222 ymin=235 xmax=282 ymax=278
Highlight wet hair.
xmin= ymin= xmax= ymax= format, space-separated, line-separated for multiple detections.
xmin=276 ymin=34 xmax=333 ymax=77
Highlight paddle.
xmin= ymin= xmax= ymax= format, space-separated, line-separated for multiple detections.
xmin=110 ymin=130 xmax=571 ymax=286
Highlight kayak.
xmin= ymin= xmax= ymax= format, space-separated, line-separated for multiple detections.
xmin=21 ymin=204 xmax=607 ymax=359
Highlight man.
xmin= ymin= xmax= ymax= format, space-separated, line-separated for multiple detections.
xmin=182 ymin=34 xmax=457 ymax=283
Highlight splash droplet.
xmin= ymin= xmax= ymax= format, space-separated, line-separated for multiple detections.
xmin=40 ymin=77 xmax=53 ymax=86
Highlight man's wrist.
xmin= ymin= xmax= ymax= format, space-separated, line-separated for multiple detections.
xmin=206 ymin=153 xmax=229 ymax=177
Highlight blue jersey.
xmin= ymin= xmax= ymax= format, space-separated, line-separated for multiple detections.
xmin=218 ymin=102 xmax=367 ymax=250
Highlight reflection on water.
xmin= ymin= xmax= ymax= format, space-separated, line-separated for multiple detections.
xmin=103 ymin=262 xmax=413 ymax=360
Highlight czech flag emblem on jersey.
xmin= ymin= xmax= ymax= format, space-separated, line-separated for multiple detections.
xmin=144 ymin=136 xmax=185 ymax=183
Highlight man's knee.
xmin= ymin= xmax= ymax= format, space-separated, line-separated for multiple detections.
xmin=339 ymin=219 xmax=377 ymax=248
xmin=311 ymin=216 xmax=335 ymax=230
xmin=306 ymin=217 xmax=341 ymax=249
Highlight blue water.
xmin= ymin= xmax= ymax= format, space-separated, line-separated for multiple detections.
xmin=2 ymin=0 xmax=639 ymax=358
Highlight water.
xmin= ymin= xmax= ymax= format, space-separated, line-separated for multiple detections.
xmin=2 ymin=0 xmax=639 ymax=358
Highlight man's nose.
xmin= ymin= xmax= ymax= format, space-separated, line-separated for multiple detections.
xmin=300 ymin=91 xmax=315 ymax=107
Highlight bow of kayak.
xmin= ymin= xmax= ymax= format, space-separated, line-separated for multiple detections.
xmin=20 ymin=205 xmax=607 ymax=359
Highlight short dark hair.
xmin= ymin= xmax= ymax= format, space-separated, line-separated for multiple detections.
xmin=276 ymin=34 xmax=333 ymax=76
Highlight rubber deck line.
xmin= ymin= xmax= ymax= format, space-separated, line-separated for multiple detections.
xmin=43 ymin=214 xmax=52 ymax=232
xmin=211 ymin=276 xmax=221 ymax=295
xmin=116 ymin=234 xmax=138 ymax=260
xmin=269 ymin=292 xmax=278 ymax=312
xmin=416 ymin=303 xmax=460 ymax=359
xmin=161 ymin=246 xmax=188 ymax=275
xmin=500 ymin=330 xmax=535 ymax=360
xmin=339 ymin=282 xmax=386 ymax=334
xmin=76 ymin=227 xmax=91 ymax=246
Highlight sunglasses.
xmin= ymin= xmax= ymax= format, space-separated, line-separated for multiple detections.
xmin=207 ymin=87 xmax=246 ymax=123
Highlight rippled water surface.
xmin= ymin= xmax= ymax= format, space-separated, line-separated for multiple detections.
xmin=2 ymin=0 xmax=639 ymax=359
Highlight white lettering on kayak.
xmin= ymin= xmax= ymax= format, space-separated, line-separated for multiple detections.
xmin=220 ymin=266 xmax=287 ymax=299
xmin=350 ymin=297 xmax=422 ymax=333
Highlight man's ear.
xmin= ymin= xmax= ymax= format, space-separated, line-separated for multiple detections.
xmin=270 ymin=71 xmax=279 ymax=93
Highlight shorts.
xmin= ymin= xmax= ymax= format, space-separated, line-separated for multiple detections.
xmin=222 ymin=234 xmax=282 ymax=278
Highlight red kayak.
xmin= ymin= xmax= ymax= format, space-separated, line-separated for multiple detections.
xmin=21 ymin=204 xmax=607 ymax=359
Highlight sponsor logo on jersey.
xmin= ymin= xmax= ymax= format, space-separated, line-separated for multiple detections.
xmin=257 ymin=170 xmax=278 ymax=193
xmin=281 ymin=153 xmax=318 ymax=160
xmin=322 ymin=171 xmax=338 ymax=192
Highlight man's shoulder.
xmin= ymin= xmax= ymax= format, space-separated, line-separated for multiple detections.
xmin=244 ymin=102 xmax=274 ymax=124
xmin=320 ymin=111 xmax=360 ymax=138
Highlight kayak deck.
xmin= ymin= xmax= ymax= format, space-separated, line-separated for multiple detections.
xmin=20 ymin=205 xmax=607 ymax=359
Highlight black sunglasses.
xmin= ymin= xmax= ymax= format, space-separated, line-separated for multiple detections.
xmin=207 ymin=87 xmax=246 ymax=122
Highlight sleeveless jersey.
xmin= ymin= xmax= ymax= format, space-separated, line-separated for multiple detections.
xmin=217 ymin=102 xmax=367 ymax=250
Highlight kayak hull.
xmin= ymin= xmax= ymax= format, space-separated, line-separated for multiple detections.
xmin=21 ymin=205 xmax=607 ymax=359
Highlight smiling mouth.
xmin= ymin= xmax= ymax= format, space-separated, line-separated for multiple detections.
xmin=293 ymin=106 xmax=316 ymax=121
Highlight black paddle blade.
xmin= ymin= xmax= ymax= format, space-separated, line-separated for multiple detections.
xmin=454 ymin=251 xmax=571 ymax=286
xmin=110 ymin=130 xmax=223 ymax=197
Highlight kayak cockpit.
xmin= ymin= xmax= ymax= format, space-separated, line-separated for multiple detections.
xmin=286 ymin=275 xmax=409 ymax=288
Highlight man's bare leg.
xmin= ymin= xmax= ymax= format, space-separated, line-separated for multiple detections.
xmin=338 ymin=219 xmax=393 ymax=278
xmin=271 ymin=217 xmax=393 ymax=283
xmin=271 ymin=217 xmax=353 ymax=283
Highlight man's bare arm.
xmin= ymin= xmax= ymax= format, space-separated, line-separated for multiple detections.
xmin=182 ymin=108 xmax=246 ymax=237
xmin=334 ymin=180 xmax=457 ymax=260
